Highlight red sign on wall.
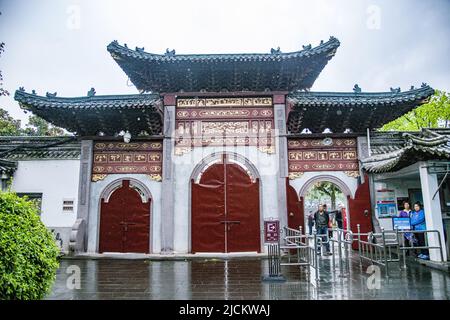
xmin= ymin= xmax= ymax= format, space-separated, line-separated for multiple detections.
xmin=264 ymin=220 xmax=280 ymax=243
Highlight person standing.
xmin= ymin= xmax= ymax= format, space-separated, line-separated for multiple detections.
xmin=411 ymin=202 xmax=429 ymax=260
xmin=334 ymin=203 xmax=344 ymax=230
xmin=307 ymin=211 xmax=315 ymax=235
xmin=323 ymin=204 xmax=334 ymax=239
xmin=398 ymin=200 xmax=414 ymax=249
xmin=314 ymin=204 xmax=331 ymax=255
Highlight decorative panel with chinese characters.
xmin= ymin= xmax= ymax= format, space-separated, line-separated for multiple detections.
xmin=287 ymin=138 xmax=359 ymax=179
xmin=92 ymin=141 xmax=163 ymax=182
xmin=175 ymin=97 xmax=275 ymax=155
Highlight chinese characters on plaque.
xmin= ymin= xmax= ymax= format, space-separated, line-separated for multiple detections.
xmin=91 ymin=141 xmax=163 ymax=182
xmin=287 ymin=138 xmax=359 ymax=179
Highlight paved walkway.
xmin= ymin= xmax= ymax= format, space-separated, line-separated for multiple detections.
xmin=47 ymin=253 xmax=450 ymax=300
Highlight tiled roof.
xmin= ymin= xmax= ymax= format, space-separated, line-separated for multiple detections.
xmin=0 ymin=159 xmax=17 ymax=175
xmin=107 ymin=37 xmax=340 ymax=92
xmin=14 ymin=90 xmax=163 ymax=136
xmin=361 ymin=129 xmax=450 ymax=173
xmin=0 ymin=136 xmax=81 ymax=160
xmin=287 ymin=85 xmax=435 ymax=133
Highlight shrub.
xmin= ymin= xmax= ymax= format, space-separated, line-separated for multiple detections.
xmin=0 ymin=191 xmax=60 ymax=299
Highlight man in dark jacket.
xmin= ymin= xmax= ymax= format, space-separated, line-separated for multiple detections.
xmin=307 ymin=211 xmax=314 ymax=234
xmin=334 ymin=203 xmax=344 ymax=229
xmin=314 ymin=204 xmax=331 ymax=255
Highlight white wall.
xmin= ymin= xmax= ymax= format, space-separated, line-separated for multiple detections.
xmin=172 ymin=145 xmax=281 ymax=253
xmin=11 ymin=160 xmax=80 ymax=228
xmin=87 ymin=174 xmax=162 ymax=253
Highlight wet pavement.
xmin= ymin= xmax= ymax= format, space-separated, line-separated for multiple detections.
xmin=47 ymin=253 xmax=450 ymax=300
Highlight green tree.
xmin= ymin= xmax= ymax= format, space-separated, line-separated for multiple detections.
xmin=0 ymin=108 xmax=22 ymax=136
xmin=380 ymin=90 xmax=450 ymax=131
xmin=24 ymin=115 xmax=65 ymax=136
xmin=0 ymin=191 xmax=60 ymax=299
xmin=306 ymin=181 xmax=345 ymax=210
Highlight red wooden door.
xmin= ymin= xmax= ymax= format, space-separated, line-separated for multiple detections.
xmin=191 ymin=156 xmax=261 ymax=253
xmin=99 ymin=180 xmax=150 ymax=253
xmin=286 ymin=178 xmax=304 ymax=231
xmin=191 ymin=161 xmax=226 ymax=253
xmin=348 ymin=177 xmax=373 ymax=249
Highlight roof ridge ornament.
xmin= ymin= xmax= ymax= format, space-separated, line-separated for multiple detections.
xmin=421 ymin=82 xmax=428 ymax=88
xmin=302 ymin=44 xmax=312 ymax=50
xmin=353 ymin=84 xmax=362 ymax=93
xmin=165 ymin=48 xmax=176 ymax=56
xmin=87 ymin=88 xmax=96 ymax=97
xmin=270 ymin=47 xmax=281 ymax=54
xmin=46 ymin=91 xmax=57 ymax=97
xmin=390 ymin=87 xmax=401 ymax=93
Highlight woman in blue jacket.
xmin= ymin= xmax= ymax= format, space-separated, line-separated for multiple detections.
xmin=411 ymin=202 xmax=429 ymax=260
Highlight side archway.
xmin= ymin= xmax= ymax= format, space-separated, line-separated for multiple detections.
xmin=299 ymin=175 xmax=354 ymax=199
xmin=98 ymin=178 xmax=152 ymax=253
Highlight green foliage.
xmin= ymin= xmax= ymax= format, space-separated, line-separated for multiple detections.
xmin=0 ymin=108 xmax=22 ymax=136
xmin=0 ymin=109 xmax=67 ymax=137
xmin=381 ymin=90 xmax=450 ymax=131
xmin=0 ymin=191 xmax=60 ymax=300
xmin=24 ymin=114 xmax=66 ymax=136
xmin=305 ymin=181 xmax=345 ymax=210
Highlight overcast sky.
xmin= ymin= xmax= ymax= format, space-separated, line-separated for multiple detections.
xmin=0 ymin=0 xmax=449 ymax=124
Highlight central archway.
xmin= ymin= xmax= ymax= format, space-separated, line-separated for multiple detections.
xmin=190 ymin=153 xmax=261 ymax=253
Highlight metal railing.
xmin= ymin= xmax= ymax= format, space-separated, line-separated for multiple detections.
xmin=396 ymin=229 xmax=445 ymax=267
xmin=270 ymin=223 xmax=445 ymax=282
xmin=355 ymin=225 xmax=402 ymax=277
xmin=355 ymin=224 xmax=445 ymax=277
xmin=328 ymin=228 xmax=354 ymax=277
xmin=279 ymin=226 xmax=320 ymax=283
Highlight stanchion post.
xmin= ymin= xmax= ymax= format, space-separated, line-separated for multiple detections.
xmin=357 ymin=224 xmax=362 ymax=267
xmin=381 ymin=228 xmax=389 ymax=278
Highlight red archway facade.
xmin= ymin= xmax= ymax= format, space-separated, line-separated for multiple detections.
xmin=99 ymin=180 xmax=150 ymax=253
xmin=286 ymin=178 xmax=304 ymax=230
xmin=191 ymin=155 xmax=261 ymax=253
xmin=348 ymin=177 xmax=373 ymax=249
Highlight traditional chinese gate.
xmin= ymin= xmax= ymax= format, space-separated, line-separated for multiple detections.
xmin=99 ymin=180 xmax=150 ymax=253
xmin=191 ymin=155 xmax=261 ymax=253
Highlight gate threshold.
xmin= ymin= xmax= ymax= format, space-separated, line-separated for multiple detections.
xmin=67 ymin=252 xmax=267 ymax=261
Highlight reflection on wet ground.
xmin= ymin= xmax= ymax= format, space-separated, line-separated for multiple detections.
xmin=47 ymin=253 xmax=450 ymax=300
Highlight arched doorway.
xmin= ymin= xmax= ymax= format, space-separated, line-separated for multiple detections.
xmin=191 ymin=153 xmax=261 ymax=253
xmin=303 ymin=180 xmax=349 ymax=232
xmin=297 ymin=175 xmax=373 ymax=249
xmin=99 ymin=179 xmax=151 ymax=253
